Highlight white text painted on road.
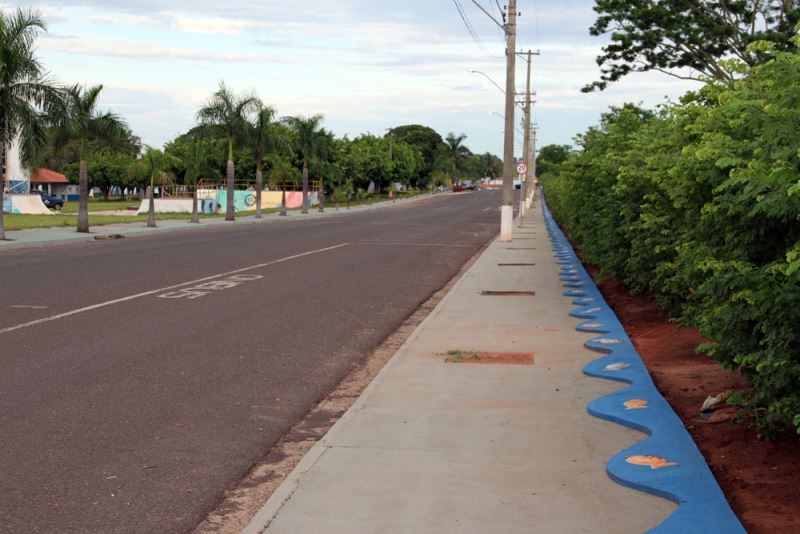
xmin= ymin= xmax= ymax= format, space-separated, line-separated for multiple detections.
xmin=158 ymin=274 xmax=263 ymax=300
xmin=0 ymin=243 xmax=350 ymax=336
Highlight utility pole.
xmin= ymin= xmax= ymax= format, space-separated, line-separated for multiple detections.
xmin=519 ymin=114 xmax=528 ymax=226
xmin=529 ymin=124 xmax=539 ymax=206
xmin=519 ymin=49 xmax=533 ymax=227
xmin=500 ymin=0 xmax=517 ymax=242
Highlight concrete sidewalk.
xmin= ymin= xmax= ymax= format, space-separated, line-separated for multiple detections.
xmin=0 ymin=193 xmax=431 ymax=250
xmin=243 ymin=200 xmax=676 ymax=533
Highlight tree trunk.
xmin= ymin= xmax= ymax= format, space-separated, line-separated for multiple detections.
xmin=347 ymin=192 xmax=351 ymax=210
xmin=103 ymin=186 xmax=111 ymax=201
xmin=226 ymin=158 xmax=235 ymax=221
xmin=0 ymin=141 xmax=7 ymax=241
xmin=301 ymin=160 xmax=309 ymax=214
xmin=280 ymin=187 xmax=287 ymax=216
xmin=318 ymin=176 xmax=325 ymax=212
xmin=77 ymin=160 xmax=89 ymax=233
xmin=255 ymin=164 xmax=263 ymax=219
xmin=147 ymin=185 xmax=156 ymax=227
xmin=191 ymin=186 xmax=199 ymax=223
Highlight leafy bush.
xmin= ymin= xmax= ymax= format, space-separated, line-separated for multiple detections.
xmin=543 ymin=38 xmax=800 ymax=437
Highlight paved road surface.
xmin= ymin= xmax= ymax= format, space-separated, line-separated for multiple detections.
xmin=0 ymin=191 xmax=501 ymax=533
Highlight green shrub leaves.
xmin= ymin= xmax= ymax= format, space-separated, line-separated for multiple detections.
xmin=543 ymin=45 xmax=800 ymax=437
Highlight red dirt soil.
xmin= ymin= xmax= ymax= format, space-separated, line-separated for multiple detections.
xmin=590 ymin=269 xmax=800 ymax=533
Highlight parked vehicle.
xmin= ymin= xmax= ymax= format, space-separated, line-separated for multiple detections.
xmin=32 ymin=190 xmax=64 ymax=210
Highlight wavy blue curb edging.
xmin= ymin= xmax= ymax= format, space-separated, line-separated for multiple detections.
xmin=541 ymin=199 xmax=745 ymax=534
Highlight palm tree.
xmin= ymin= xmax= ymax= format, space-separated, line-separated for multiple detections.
xmin=183 ymin=135 xmax=218 ymax=223
xmin=248 ymin=103 xmax=277 ymax=219
xmin=197 ymin=82 xmax=258 ymax=222
xmin=137 ymin=147 xmax=178 ymax=228
xmin=444 ymin=132 xmax=470 ymax=183
xmin=52 ymin=84 xmax=129 ymax=233
xmin=266 ymin=155 xmax=298 ymax=216
xmin=0 ymin=8 xmax=64 ymax=240
xmin=286 ymin=115 xmax=328 ymax=214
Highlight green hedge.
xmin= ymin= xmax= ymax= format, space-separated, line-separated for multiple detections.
xmin=543 ymin=38 xmax=800 ymax=437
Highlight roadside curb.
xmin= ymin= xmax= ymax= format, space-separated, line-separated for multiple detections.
xmin=542 ymin=199 xmax=745 ymax=534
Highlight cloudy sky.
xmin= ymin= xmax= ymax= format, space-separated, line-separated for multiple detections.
xmin=5 ymin=1 xmax=697 ymax=156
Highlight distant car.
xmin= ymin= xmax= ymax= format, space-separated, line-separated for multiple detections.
xmin=33 ymin=190 xmax=64 ymax=210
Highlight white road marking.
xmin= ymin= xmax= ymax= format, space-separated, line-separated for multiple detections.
xmin=10 ymin=305 xmax=48 ymax=310
xmin=0 ymin=243 xmax=350 ymax=336
xmin=158 ymin=274 xmax=264 ymax=300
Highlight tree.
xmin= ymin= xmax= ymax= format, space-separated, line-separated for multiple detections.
xmin=443 ymin=132 xmax=470 ymax=181
xmin=389 ymin=141 xmax=423 ymax=187
xmin=0 ymin=8 xmax=64 ymax=240
xmin=181 ymin=135 xmax=220 ymax=223
xmin=585 ymin=0 xmax=800 ymax=91
xmin=62 ymin=153 xmax=133 ymax=200
xmin=247 ymin=103 xmax=280 ymax=219
xmin=536 ymin=144 xmax=572 ymax=178
xmin=266 ymin=155 xmax=299 ymax=216
xmin=388 ymin=125 xmax=443 ymax=183
xmin=197 ymin=81 xmax=258 ymax=221
xmin=52 ymin=84 xmax=129 ymax=232
xmin=134 ymin=147 xmax=178 ymax=227
xmin=286 ymin=114 xmax=328 ymax=214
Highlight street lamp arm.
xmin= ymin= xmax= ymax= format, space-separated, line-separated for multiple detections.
xmin=469 ymin=70 xmax=505 ymax=95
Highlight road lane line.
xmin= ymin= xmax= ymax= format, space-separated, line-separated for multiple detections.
xmin=0 ymin=243 xmax=350 ymax=336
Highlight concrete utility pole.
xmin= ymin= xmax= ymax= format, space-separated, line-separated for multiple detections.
xmin=519 ymin=114 xmax=528 ymax=226
xmin=520 ymin=49 xmax=533 ymax=226
xmin=500 ymin=0 xmax=517 ymax=242
xmin=529 ymin=124 xmax=539 ymax=207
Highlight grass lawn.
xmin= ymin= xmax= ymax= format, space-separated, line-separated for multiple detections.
xmin=4 ymin=214 xmax=144 ymax=230
xmin=60 ymin=199 xmax=141 ymax=214
xmin=4 ymin=208 xmax=285 ymax=231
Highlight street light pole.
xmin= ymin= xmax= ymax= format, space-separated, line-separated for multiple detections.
xmin=500 ymin=0 xmax=517 ymax=242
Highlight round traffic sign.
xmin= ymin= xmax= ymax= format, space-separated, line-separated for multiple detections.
xmin=516 ymin=162 xmax=528 ymax=174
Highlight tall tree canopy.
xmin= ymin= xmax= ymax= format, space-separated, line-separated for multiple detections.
xmin=443 ymin=132 xmax=472 ymax=178
xmin=197 ymin=81 xmax=259 ymax=221
xmin=585 ymin=0 xmax=800 ymax=91
xmin=285 ymin=114 xmax=330 ymax=214
xmin=0 ymin=7 xmax=64 ymax=240
xmin=388 ymin=124 xmax=443 ymax=179
xmin=52 ymin=84 xmax=129 ymax=232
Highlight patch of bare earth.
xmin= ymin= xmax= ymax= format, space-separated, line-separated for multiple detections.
xmin=193 ymin=235 xmax=494 ymax=534
xmin=589 ymin=267 xmax=800 ymax=534
xmin=444 ymin=351 xmax=534 ymax=365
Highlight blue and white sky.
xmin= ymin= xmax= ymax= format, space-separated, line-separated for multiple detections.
xmin=5 ymin=1 xmax=697 ymax=155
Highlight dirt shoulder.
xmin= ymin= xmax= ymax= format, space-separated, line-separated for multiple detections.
xmin=589 ymin=269 xmax=800 ymax=533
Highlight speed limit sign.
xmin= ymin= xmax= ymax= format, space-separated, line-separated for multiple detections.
xmin=516 ymin=162 xmax=528 ymax=174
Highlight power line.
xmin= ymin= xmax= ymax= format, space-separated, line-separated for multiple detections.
xmin=452 ymin=0 xmax=504 ymax=60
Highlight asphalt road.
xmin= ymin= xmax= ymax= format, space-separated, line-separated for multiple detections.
xmin=0 ymin=191 xmax=502 ymax=533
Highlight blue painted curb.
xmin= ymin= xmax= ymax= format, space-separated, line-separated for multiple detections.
xmin=541 ymin=199 xmax=745 ymax=534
